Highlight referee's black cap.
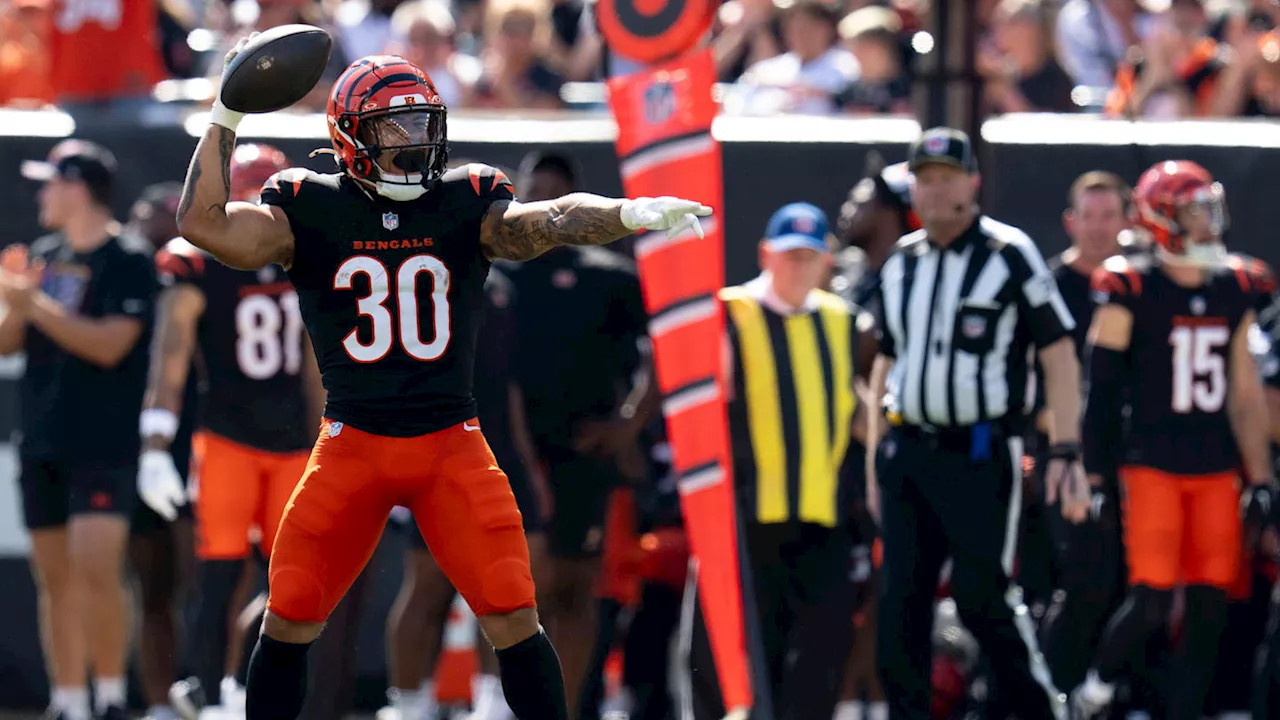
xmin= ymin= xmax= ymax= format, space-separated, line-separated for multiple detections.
xmin=908 ymin=127 xmax=978 ymax=175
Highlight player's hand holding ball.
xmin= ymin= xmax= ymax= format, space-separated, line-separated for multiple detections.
xmin=210 ymin=25 xmax=333 ymax=132
xmin=138 ymin=449 xmax=187 ymax=522
xmin=208 ymin=33 xmax=256 ymax=133
xmin=621 ymin=197 xmax=714 ymax=239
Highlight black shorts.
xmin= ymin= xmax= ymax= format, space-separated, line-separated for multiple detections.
xmin=131 ymin=433 xmax=195 ymax=535
xmin=20 ymin=457 xmax=137 ymax=530
xmin=542 ymin=447 xmax=618 ymax=559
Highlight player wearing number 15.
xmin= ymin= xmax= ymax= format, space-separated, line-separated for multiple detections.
xmin=175 ymin=45 xmax=712 ymax=720
xmin=1071 ymin=160 xmax=1277 ymax=720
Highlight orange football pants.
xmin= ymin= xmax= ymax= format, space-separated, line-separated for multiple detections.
xmin=267 ymin=417 xmax=535 ymax=624
xmin=192 ymin=430 xmax=310 ymax=560
xmin=1120 ymin=465 xmax=1241 ymax=590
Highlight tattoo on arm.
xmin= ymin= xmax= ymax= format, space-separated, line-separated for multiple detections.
xmin=177 ymin=125 xmax=236 ymax=227
xmin=176 ymin=156 xmax=201 ymax=224
xmin=218 ymin=126 xmax=234 ymax=200
xmin=482 ymin=193 xmax=629 ymax=261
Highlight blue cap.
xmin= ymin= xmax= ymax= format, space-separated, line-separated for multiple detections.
xmin=764 ymin=202 xmax=830 ymax=253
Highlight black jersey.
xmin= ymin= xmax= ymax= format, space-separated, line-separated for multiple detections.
xmin=156 ymin=239 xmax=313 ymax=452
xmin=20 ymin=233 xmax=156 ymax=463
xmin=1090 ymin=253 xmax=1258 ymax=475
xmin=1048 ymin=254 xmax=1095 ymax=363
xmin=260 ymin=163 xmax=514 ymax=437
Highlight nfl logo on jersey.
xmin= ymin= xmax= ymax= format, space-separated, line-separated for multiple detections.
xmin=382 ymin=211 xmax=399 ymax=231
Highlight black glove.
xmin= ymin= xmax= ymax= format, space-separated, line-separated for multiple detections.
xmin=1243 ymin=482 xmax=1280 ymax=532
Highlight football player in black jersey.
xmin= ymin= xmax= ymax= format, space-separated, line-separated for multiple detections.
xmin=124 ymin=182 xmax=200 ymax=720
xmin=1037 ymin=171 xmax=1131 ymax=696
xmin=140 ymin=142 xmax=332 ymax=717
xmin=1073 ymin=160 xmax=1276 ymax=720
xmin=175 ymin=43 xmax=711 ymax=720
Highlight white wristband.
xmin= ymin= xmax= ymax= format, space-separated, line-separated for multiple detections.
xmin=209 ymin=100 xmax=245 ymax=133
xmin=139 ymin=408 xmax=179 ymax=441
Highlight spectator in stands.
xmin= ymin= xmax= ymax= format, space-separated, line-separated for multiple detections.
xmin=836 ymin=5 xmax=912 ymax=114
xmin=467 ymin=0 xmax=565 ymax=109
xmin=1055 ymin=0 xmax=1156 ymax=94
xmin=1104 ymin=0 xmax=1222 ymax=118
xmin=729 ymin=0 xmax=860 ymax=115
xmin=9 ymin=140 xmax=157 ymax=720
xmin=387 ymin=0 xmax=482 ymax=106
xmin=710 ymin=0 xmax=783 ymax=83
xmin=155 ymin=0 xmax=202 ymax=79
xmin=0 ymin=0 xmax=52 ymax=108
xmin=1205 ymin=28 xmax=1280 ymax=116
xmin=48 ymin=0 xmax=167 ymax=113
xmin=978 ymin=0 xmax=1076 ymax=113
xmin=214 ymin=0 xmax=349 ymax=111
xmin=335 ymin=0 xmax=405 ymax=61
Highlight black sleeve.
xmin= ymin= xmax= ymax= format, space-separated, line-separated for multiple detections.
xmin=259 ymin=168 xmax=311 ymax=261
xmin=103 ymin=250 xmax=157 ymax=321
xmin=458 ymin=163 xmax=517 ymax=211
xmin=1006 ymin=240 xmax=1075 ymax=349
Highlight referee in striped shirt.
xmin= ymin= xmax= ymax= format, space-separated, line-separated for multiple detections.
xmin=865 ymin=127 xmax=1091 ymax=720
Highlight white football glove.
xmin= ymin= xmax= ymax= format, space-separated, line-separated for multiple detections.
xmin=209 ymin=33 xmax=258 ymax=132
xmin=138 ymin=449 xmax=188 ymax=522
xmin=621 ymin=197 xmax=714 ymax=239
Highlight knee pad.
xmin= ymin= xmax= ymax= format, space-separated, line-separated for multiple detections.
xmin=267 ymin=566 xmax=330 ymax=624
xmin=477 ymin=557 xmax=536 ymax=616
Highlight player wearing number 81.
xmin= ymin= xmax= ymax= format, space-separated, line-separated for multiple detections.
xmin=1072 ymin=160 xmax=1277 ymax=720
xmin=140 ymin=142 xmax=327 ymax=717
xmin=175 ymin=44 xmax=712 ymax=720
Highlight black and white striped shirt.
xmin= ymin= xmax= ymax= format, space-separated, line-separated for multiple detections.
xmin=873 ymin=216 xmax=1075 ymax=428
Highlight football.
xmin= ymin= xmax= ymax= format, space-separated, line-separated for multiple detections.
xmin=219 ymin=24 xmax=333 ymax=114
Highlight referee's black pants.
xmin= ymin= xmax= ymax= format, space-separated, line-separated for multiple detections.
xmin=876 ymin=423 xmax=1064 ymax=720
xmin=680 ymin=521 xmax=856 ymax=720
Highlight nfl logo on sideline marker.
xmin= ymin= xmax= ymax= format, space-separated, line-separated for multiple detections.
xmin=643 ymin=81 xmax=675 ymax=126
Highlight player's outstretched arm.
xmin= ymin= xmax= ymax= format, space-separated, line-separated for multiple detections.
xmin=176 ymin=125 xmax=294 ymax=270
xmin=1229 ymin=310 xmax=1274 ymax=485
xmin=480 ymin=194 xmax=712 ymax=262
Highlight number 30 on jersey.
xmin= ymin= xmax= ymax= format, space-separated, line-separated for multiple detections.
xmin=335 ymin=255 xmax=451 ymax=362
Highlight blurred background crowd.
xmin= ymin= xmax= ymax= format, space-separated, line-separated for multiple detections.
xmin=8 ymin=0 xmax=1280 ymax=117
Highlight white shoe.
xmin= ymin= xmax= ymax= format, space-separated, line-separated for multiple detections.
xmin=375 ymin=707 xmax=403 ymax=720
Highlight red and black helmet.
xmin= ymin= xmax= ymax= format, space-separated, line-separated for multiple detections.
xmin=230 ymin=143 xmax=290 ymax=203
xmin=326 ymin=55 xmax=448 ymax=201
xmin=1133 ymin=160 xmax=1228 ymax=259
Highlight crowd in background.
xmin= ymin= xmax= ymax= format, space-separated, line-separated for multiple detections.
xmin=7 ymin=0 xmax=1280 ymax=116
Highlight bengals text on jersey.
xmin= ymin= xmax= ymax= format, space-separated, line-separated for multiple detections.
xmin=255 ymin=161 xmax=537 ymax=625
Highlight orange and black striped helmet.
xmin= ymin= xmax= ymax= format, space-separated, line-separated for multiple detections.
xmin=1133 ymin=159 xmax=1227 ymax=258
xmin=326 ymin=55 xmax=448 ymax=200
